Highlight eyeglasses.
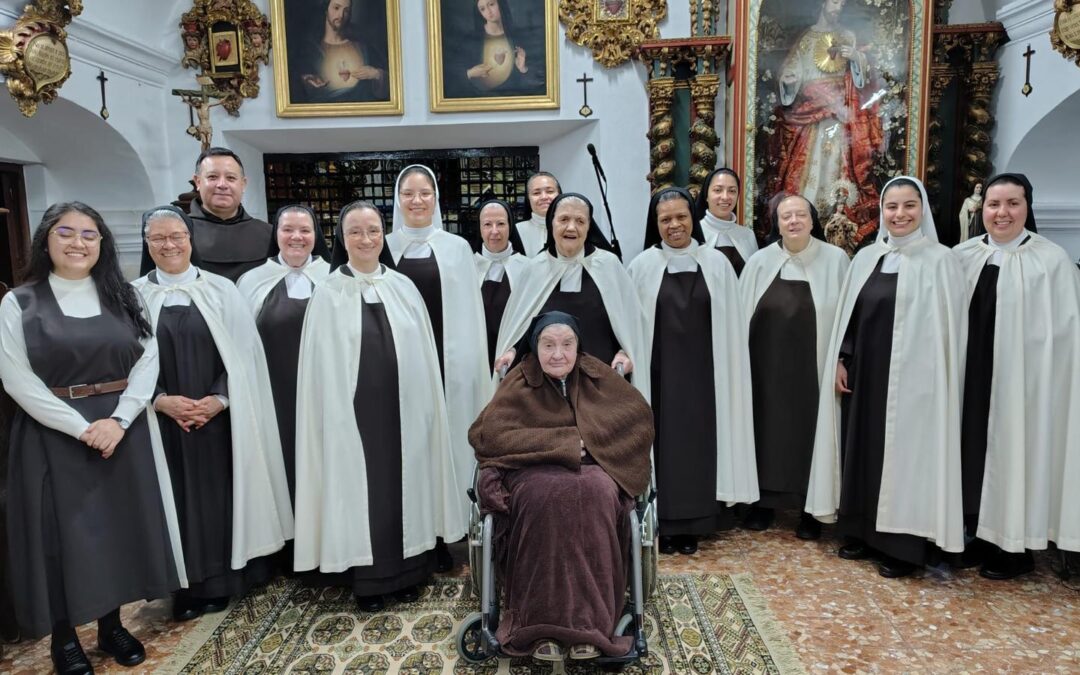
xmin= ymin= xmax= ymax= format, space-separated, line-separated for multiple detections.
xmin=399 ymin=190 xmax=435 ymax=202
xmin=51 ymin=226 xmax=101 ymax=243
xmin=145 ymin=233 xmax=190 ymax=248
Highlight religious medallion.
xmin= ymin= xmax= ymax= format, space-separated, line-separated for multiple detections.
xmin=1051 ymin=0 xmax=1080 ymax=66
xmin=0 ymin=0 xmax=82 ymax=117
xmin=178 ymin=0 xmax=271 ymax=115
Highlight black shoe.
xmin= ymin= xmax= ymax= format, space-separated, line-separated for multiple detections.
xmin=953 ymin=539 xmax=991 ymax=569
xmin=676 ymin=535 xmax=698 ymax=555
xmin=435 ymin=540 xmax=454 ymax=573
xmin=980 ymin=550 xmax=1035 ymax=581
xmin=795 ymin=514 xmax=822 ymax=541
xmin=97 ymin=625 xmax=145 ymax=667
xmin=201 ymin=596 xmax=230 ymax=614
xmin=171 ymin=592 xmax=203 ymax=622
xmin=659 ymin=536 xmax=676 ymax=555
xmin=393 ymin=585 xmax=420 ymax=603
xmin=878 ymin=556 xmax=917 ymax=579
xmin=355 ymin=595 xmax=385 ymax=612
xmin=51 ymin=639 xmax=94 ymax=675
xmin=741 ymin=506 xmax=774 ymax=532
xmin=838 ymin=538 xmax=869 ymax=560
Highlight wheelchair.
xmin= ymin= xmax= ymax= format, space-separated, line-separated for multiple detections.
xmin=455 ymin=464 xmax=659 ymax=667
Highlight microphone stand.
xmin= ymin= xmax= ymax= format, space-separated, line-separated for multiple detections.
xmin=590 ymin=152 xmax=622 ymax=261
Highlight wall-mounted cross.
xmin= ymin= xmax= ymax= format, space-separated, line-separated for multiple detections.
xmin=1022 ymin=44 xmax=1035 ymax=97
xmin=577 ymin=72 xmax=594 ymax=118
xmin=97 ymin=71 xmax=109 ymax=120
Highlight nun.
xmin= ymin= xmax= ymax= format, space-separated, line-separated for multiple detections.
xmin=515 ymin=171 xmax=562 ymax=256
xmin=695 ymin=168 xmax=759 ymax=276
xmin=293 ymin=201 xmax=465 ymax=612
xmin=739 ymin=194 xmax=849 ymax=538
xmin=381 ymin=165 xmax=492 ymax=570
xmin=0 ymin=203 xmax=183 ymax=673
xmin=494 ymin=193 xmax=648 ymax=400
xmin=133 ymin=206 xmax=293 ymax=621
xmin=474 ymin=199 xmax=528 ymax=368
xmin=953 ymin=173 xmax=1080 ymax=580
xmin=627 ymin=187 xmax=758 ymax=555
xmin=236 ymin=205 xmax=332 ymax=506
xmin=806 ymin=176 xmax=966 ymax=578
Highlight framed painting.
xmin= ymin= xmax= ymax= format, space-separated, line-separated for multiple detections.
xmin=731 ymin=0 xmax=933 ymax=250
xmin=428 ymin=0 xmax=560 ymax=113
xmin=270 ymin=0 xmax=403 ymax=117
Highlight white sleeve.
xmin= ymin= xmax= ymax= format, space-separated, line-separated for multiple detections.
xmin=110 ymin=332 xmax=159 ymax=425
xmin=0 ymin=292 xmax=91 ymax=439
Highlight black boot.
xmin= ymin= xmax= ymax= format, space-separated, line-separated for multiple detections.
xmin=877 ymin=555 xmax=917 ymax=579
xmin=393 ymin=585 xmax=420 ymax=603
xmin=676 ymin=535 xmax=698 ymax=555
xmin=97 ymin=626 xmax=146 ymax=667
xmin=51 ymin=622 xmax=93 ymax=675
xmin=171 ymin=590 xmax=203 ymax=622
xmin=355 ymin=595 xmax=385 ymax=612
xmin=741 ymin=506 xmax=774 ymax=532
xmin=795 ymin=513 xmax=822 ymax=540
xmin=659 ymin=536 xmax=676 ymax=555
xmin=980 ymin=549 xmax=1035 ymax=580
xmin=838 ymin=537 xmax=870 ymax=560
xmin=435 ymin=539 xmax=454 ymax=573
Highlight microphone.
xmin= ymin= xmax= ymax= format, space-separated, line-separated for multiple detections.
xmin=586 ymin=143 xmax=606 ymax=181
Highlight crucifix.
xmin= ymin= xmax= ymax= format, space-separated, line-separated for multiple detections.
xmin=577 ymin=72 xmax=594 ymax=118
xmin=96 ymin=71 xmax=109 ymax=120
xmin=1022 ymin=44 xmax=1035 ymax=97
xmin=171 ymin=76 xmax=228 ymax=152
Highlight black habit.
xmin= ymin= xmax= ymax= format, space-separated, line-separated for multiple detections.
xmin=481 ymin=274 xmax=512 ymax=369
xmin=188 ymin=200 xmax=272 ymax=283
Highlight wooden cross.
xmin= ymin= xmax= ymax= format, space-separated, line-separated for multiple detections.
xmin=1022 ymin=44 xmax=1035 ymax=97
xmin=577 ymin=72 xmax=594 ymax=118
xmin=96 ymin=71 xmax=109 ymax=120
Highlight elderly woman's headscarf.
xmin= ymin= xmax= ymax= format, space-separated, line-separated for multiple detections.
xmin=329 ymin=200 xmax=384 ymax=272
xmin=694 ymin=168 xmax=742 ymax=220
xmin=876 ymin=176 xmax=939 ymax=243
xmin=543 ymin=192 xmax=615 ymax=257
xmin=474 ymin=198 xmax=526 ymax=254
xmin=392 ymin=164 xmax=444 ymax=231
xmin=764 ymin=192 xmax=826 ymax=246
xmin=139 ymin=205 xmax=203 ymax=276
xmin=642 ymin=187 xmax=706 ymax=250
xmin=267 ymin=204 xmax=332 ymax=262
xmin=525 ymin=310 xmax=582 ymax=355
xmin=970 ymin=173 xmax=1038 ymax=237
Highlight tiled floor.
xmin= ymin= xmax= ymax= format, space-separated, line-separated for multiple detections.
xmin=3 ymin=511 xmax=1078 ymax=673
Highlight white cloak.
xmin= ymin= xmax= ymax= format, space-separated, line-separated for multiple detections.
xmin=700 ymin=213 xmax=759 ymax=263
xmin=514 ymin=214 xmax=547 ymax=257
xmin=235 ymin=256 xmax=331 ymax=312
xmin=953 ymin=234 xmax=1080 ymax=552
xmin=385 ymin=227 xmax=493 ymax=519
xmin=805 ymin=237 xmax=966 ymax=552
xmin=627 ymin=244 xmax=758 ymax=502
xmin=133 ymin=268 xmax=294 ymax=568
xmin=495 ymin=249 xmax=650 ymax=401
xmin=474 ymin=250 xmax=528 ymax=289
xmin=740 ymin=238 xmax=850 ymax=386
xmin=292 ymin=267 xmax=466 ymax=572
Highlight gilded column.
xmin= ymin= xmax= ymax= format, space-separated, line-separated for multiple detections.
xmin=688 ymin=74 xmax=721 ymax=198
xmin=646 ymin=77 xmax=677 ymax=194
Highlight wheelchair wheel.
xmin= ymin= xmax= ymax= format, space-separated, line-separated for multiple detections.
xmin=468 ymin=536 xmax=483 ymax=598
xmin=642 ymin=539 xmax=658 ymax=600
xmin=456 ymin=612 xmax=492 ymax=663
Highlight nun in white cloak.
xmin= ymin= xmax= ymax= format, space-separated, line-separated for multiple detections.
xmin=494 ymin=192 xmax=648 ymax=401
xmin=133 ymin=206 xmax=293 ymax=620
xmin=627 ymin=187 xmax=757 ymax=555
xmin=293 ymin=201 xmax=465 ymax=611
xmin=381 ymin=165 xmax=492 ymax=570
xmin=806 ymin=176 xmax=966 ymax=579
xmin=694 ymin=168 xmax=759 ymax=276
xmin=474 ymin=198 xmax=528 ymax=368
xmin=739 ymin=193 xmax=849 ymax=538
xmin=953 ymin=173 xmax=1080 ymax=580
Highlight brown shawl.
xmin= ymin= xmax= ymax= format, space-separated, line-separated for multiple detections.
xmin=469 ymin=352 xmax=653 ymax=496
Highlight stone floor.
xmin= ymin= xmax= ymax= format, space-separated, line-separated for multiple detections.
xmin=3 ymin=511 xmax=1078 ymax=673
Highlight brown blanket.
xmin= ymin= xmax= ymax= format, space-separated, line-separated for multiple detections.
xmin=469 ymin=352 xmax=653 ymax=497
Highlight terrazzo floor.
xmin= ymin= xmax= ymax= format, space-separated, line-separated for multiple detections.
xmin=2 ymin=510 xmax=1078 ymax=673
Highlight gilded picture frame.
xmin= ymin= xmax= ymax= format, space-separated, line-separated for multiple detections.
xmin=270 ymin=0 xmax=404 ymax=117
xmin=731 ymin=0 xmax=934 ymax=248
xmin=428 ymin=0 xmax=560 ymax=113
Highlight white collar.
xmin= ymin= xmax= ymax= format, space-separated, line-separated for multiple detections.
xmin=278 ymin=253 xmax=313 ymax=270
xmin=529 ymin=212 xmax=546 ymax=228
xmin=48 ymin=273 xmax=94 ymax=291
xmin=556 ymin=247 xmax=586 ymax=265
xmin=347 ymin=262 xmax=385 ymax=282
xmin=884 ymin=229 xmax=924 ymax=250
xmin=156 ymin=265 xmax=198 ymax=285
xmin=986 ymin=230 xmax=1027 ymax=251
xmin=661 ymin=240 xmax=698 ymax=256
xmin=398 ymin=223 xmax=435 ymax=242
xmin=481 ymin=244 xmax=514 ymax=262
xmin=701 ymin=211 xmax=739 ymax=232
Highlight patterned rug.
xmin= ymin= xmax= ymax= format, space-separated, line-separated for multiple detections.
xmin=161 ymin=574 xmax=803 ymax=674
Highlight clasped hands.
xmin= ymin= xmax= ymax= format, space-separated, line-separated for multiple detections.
xmin=80 ymin=418 xmax=125 ymax=458
xmin=155 ymin=395 xmax=225 ymax=432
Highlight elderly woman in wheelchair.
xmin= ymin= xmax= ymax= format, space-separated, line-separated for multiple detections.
xmin=465 ymin=311 xmax=655 ymax=663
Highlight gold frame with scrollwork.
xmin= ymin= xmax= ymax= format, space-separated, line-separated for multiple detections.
xmin=1051 ymin=0 xmax=1080 ymax=65
xmin=428 ymin=0 xmax=559 ymax=113
xmin=270 ymin=0 xmax=403 ymax=117
xmin=0 ymin=0 xmax=82 ymax=118
xmin=560 ymin=0 xmax=667 ymax=68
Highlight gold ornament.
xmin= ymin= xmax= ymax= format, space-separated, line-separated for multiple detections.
xmin=0 ymin=0 xmax=82 ymax=117
xmin=559 ymin=0 xmax=667 ymax=68
xmin=813 ymin=32 xmax=849 ymax=74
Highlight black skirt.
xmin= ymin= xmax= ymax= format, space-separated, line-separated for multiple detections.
xmin=395 ymin=253 xmax=444 ymax=378
xmin=481 ymin=275 xmax=512 ymax=370
xmin=960 ymin=263 xmax=999 ymax=522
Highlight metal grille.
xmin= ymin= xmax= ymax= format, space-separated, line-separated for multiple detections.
xmin=263 ymin=148 xmax=540 ymax=247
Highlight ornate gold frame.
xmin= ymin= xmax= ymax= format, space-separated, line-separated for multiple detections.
xmin=179 ymin=0 xmax=270 ymax=116
xmin=0 ymin=0 xmax=82 ymax=117
xmin=560 ymin=0 xmax=667 ymax=67
xmin=428 ymin=0 xmax=559 ymax=113
xmin=270 ymin=0 xmax=403 ymax=117
xmin=1051 ymin=0 xmax=1080 ymax=65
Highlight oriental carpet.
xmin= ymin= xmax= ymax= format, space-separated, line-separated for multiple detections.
xmin=159 ymin=574 xmax=803 ymax=674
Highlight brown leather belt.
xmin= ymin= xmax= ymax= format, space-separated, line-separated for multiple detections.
xmin=50 ymin=379 xmax=128 ymax=399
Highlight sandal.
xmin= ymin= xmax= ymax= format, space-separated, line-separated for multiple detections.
xmin=569 ymin=643 xmax=600 ymax=660
xmin=532 ymin=640 xmax=565 ymax=661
